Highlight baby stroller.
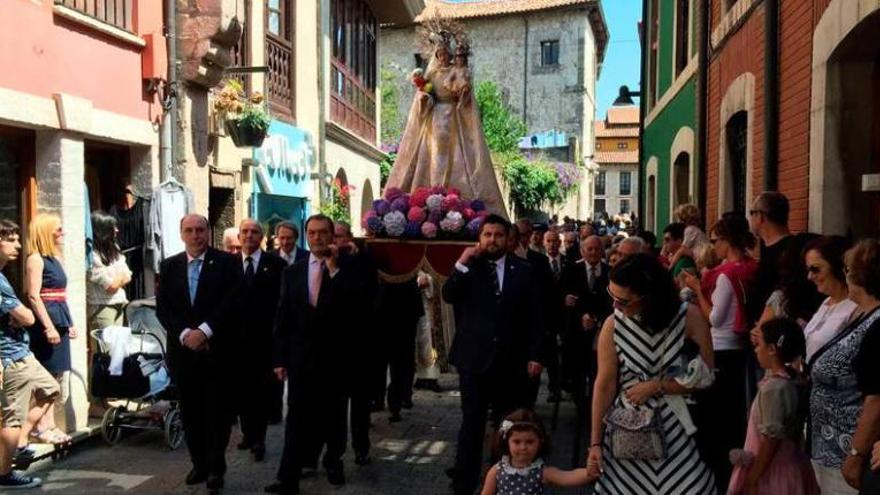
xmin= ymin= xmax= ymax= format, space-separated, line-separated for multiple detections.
xmin=89 ymin=298 xmax=183 ymax=449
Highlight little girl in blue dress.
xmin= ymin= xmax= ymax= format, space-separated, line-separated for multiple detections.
xmin=480 ymin=409 xmax=595 ymax=495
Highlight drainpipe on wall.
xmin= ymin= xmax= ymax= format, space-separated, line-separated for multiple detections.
xmin=696 ymin=0 xmax=709 ymax=225
xmin=161 ymin=0 xmax=178 ymax=181
xmin=522 ymin=16 xmax=529 ymax=126
xmin=637 ymin=0 xmax=648 ymax=223
xmin=764 ymin=0 xmax=779 ymax=191
xmin=317 ymin=0 xmax=327 ymax=204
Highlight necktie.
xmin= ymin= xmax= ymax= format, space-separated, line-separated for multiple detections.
xmin=488 ymin=260 xmax=501 ymax=297
xmin=188 ymin=258 xmax=202 ymax=304
xmin=589 ymin=266 xmax=598 ymax=291
xmin=309 ymin=259 xmax=324 ymax=307
xmin=245 ymin=256 xmax=255 ymax=285
xmin=551 ymin=258 xmax=560 ymax=278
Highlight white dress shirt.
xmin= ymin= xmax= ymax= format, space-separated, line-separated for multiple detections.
xmin=242 ymin=249 xmax=262 ymax=272
xmin=455 ymin=254 xmax=506 ymax=291
xmin=179 ymin=251 xmax=213 ymax=344
xmin=279 ymin=249 xmax=295 ymax=266
xmin=308 ymin=253 xmax=340 ymax=282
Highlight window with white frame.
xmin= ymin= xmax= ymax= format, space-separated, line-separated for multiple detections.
xmin=619 ymin=171 xmax=632 ymax=196
xmin=594 ymin=171 xmax=606 ymax=196
xmin=619 ymin=199 xmax=631 ymax=214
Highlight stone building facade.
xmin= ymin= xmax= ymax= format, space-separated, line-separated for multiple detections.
xmin=380 ymin=0 xmax=608 ymax=220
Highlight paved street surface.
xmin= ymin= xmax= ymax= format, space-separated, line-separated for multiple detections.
xmin=25 ymin=375 xmax=592 ymax=494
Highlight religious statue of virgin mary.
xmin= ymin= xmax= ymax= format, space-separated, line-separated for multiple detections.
xmin=384 ymin=19 xmax=508 ymax=218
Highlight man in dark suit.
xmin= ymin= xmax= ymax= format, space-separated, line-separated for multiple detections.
xmin=443 ymin=215 xmax=543 ymax=495
xmin=333 ymin=221 xmax=377 ymax=465
xmin=234 ymin=219 xmax=286 ymax=462
xmin=560 ymin=235 xmax=612 ymax=415
xmin=270 ymin=221 xmax=309 ymax=424
xmin=266 ymin=214 xmax=358 ymax=495
xmin=541 ymin=229 xmax=567 ymax=402
xmin=156 ymin=214 xmax=241 ymax=492
xmin=275 ymin=221 xmax=309 ymax=266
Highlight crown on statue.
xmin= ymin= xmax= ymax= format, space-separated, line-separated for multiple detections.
xmin=418 ymin=15 xmax=469 ymax=59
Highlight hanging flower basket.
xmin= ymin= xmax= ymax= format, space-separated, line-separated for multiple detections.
xmin=225 ymin=119 xmax=267 ymax=148
xmin=213 ymin=80 xmax=270 ymax=148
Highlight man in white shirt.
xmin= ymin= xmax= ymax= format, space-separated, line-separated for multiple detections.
xmin=275 ymin=222 xmax=309 ymax=266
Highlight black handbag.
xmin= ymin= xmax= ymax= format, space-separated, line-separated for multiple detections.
xmin=90 ymin=353 xmax=150 ymax=399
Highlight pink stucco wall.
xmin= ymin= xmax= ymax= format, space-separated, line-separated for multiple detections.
xmin=0 ymin=0 xmax=166 ymax=122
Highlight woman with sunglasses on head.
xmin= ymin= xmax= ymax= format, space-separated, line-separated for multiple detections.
xmin=682 ymin=213 xmax=758 ymax=491
xmin=587 ymin=253 xmax=717 ymax=494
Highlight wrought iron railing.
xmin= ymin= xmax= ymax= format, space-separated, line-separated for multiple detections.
xmin=55 ymin=0 xmax=133 ymax=32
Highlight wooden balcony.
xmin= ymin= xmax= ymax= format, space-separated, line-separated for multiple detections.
xmin=330 ymin=58 xmax=376 ymax=144
xmin=266 ymin=35 xmax=294 ymax=121
xmin=54 ymin=0 xmax=132 ymax=32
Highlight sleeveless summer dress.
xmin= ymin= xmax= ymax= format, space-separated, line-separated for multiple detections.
xmin=596 ymin=304 xmax=717 ymax=494
xmin=28 ymin=256 xmax=73 ymax=374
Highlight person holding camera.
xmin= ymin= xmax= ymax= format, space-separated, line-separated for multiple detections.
xmin=442 ymin=214 xmax=544 ymax=495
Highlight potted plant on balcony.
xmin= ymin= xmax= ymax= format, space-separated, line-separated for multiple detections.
xmin=214 ymin=80 xmax=270 ymax=147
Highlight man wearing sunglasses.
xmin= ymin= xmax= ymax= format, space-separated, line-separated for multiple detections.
xmin=443 ymin=214 xmax=543 ymax=495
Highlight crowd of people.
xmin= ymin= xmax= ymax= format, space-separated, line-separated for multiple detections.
xmin=2 ymin=189 xmax=880 ymax=494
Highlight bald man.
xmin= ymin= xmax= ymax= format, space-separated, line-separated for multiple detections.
xmin=234 ymin=219 xmax=287 ymax=462
xmin=156 ymin=214 xmax=242 ymax=491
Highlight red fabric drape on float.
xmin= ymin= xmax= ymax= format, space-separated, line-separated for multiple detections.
xmin=365 ymin=239 xmax=471 ymax=283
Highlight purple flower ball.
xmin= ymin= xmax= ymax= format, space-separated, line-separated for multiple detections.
xmin=467 ymin=217 xmax=484 ymax=236
xmin=404 ymin=221 xmax=422 ymax=238
xmin=373 ymin=199 xmax=391 ymax=217
xmin=391 ymin=196 xmax=410 ymax=213
xmin=366 ymin=216 xmax=384 ymax=234
xmin=470 ymin=200 xmax=486 ymax=212
xmin=428 ymin=209 xmax=443 ymax=224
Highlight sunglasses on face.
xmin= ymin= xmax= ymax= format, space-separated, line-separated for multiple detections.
xmin=807 ymin=265 xmax=823 ymax=274
xmin=607 ymin=286 xmax=640 ymax=308
xmin=749 ymin=209 xmax=765 ymax=217
xmin=710 ymin=238 xmax=720 ymax=245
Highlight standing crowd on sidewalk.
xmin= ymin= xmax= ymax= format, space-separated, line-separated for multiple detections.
xmin=2 ymin=191 xmax=880 ymax=494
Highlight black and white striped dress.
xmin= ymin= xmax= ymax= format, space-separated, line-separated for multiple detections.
xmin=596 ymin=304 xmax=717 ymax=495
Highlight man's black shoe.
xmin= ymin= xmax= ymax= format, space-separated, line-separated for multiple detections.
xmin=389 ymin=411 xmax=402 ymax=423
xmin=369 ymin=402 xmax=385 ymax=413
xmin=401 ymin=399 xmax=414 ymax=409
xmin=546 ymin=392 xmax=562 ymax=403
xmin=354 ymin=451 xmax=371 ymax=466
xmin=445 ymin=467 xmax=458 ymax=480
xmin=185 ymin=468 xmax=209 ymax=485
xmin=264 ymin=481 xmax=299 ymax=494
xmin=252 ymin=444 xmax=266 ymax=462
xmin=326 ymin=466 xmax=346 ymax=486
xmin=206 ymin=474 xmax=224 ymax=490
xmin=237 ymin=439 xmax=253 ymax=450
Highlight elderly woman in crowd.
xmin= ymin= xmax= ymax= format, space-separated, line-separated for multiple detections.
xmin=799 ymin=236 xmax=857 ymax=362
xmin=683 ymin=213 xmax=758 ymax=491
xmin=25 ymin=213 xmax=75 ymax=444
xmin=587 ymin=254 xmax=716 ymax=493
xmin=810 ymin=239 xmax=880 ymax=493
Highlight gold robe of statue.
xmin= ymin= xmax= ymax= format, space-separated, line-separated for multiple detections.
xmin=385 ymin=60 xmax=508 ymax=218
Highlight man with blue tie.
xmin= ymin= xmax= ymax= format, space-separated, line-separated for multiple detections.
xmin=156 ymin=214 xmax=241 ymax=492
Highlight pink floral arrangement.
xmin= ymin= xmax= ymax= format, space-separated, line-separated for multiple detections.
xmin=362 ymin=186 xmax=486 ymax=240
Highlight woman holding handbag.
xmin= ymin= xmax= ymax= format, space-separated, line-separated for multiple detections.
xmin=587 ymin=253 xmax=717 ymax=494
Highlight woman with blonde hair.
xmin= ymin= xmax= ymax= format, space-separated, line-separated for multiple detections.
xmin=670 ymin=204 xmax=710 ymax=268
xmin=25 ymin=213 xmax=74 ymax=444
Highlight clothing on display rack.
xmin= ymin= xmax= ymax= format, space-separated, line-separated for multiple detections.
xmin=110 ymin=194 xmax=150 ymax=300
xmin=149 ymin=179 xmax=195 ymax=273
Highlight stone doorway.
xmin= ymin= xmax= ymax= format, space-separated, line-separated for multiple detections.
xmin=810 ymin=2 xmax=880 ymax=237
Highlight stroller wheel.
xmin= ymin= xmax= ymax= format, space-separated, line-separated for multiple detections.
xmin=101 ymin=406 xmax=124 ymax=445
xmin=163 ymin=407 xmax=184 ymax=450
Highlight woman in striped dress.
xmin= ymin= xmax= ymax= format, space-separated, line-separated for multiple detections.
xmin=587 ymin=253 xmax=717 ymax=494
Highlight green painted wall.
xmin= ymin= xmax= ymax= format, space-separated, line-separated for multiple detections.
xmin=656 ymin=0 xmax=675 ymax=96
xmin=641 ymin=77 xmax=697 ymax=231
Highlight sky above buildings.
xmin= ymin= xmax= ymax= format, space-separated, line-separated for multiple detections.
xmin=596 ymin=0 xmax=643 ymax=118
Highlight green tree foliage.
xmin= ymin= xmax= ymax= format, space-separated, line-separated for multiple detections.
xmin=380 ymin=64 xmax=404 ymax=146
xmin=475 ymin=81 xmax=527 ymax=154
